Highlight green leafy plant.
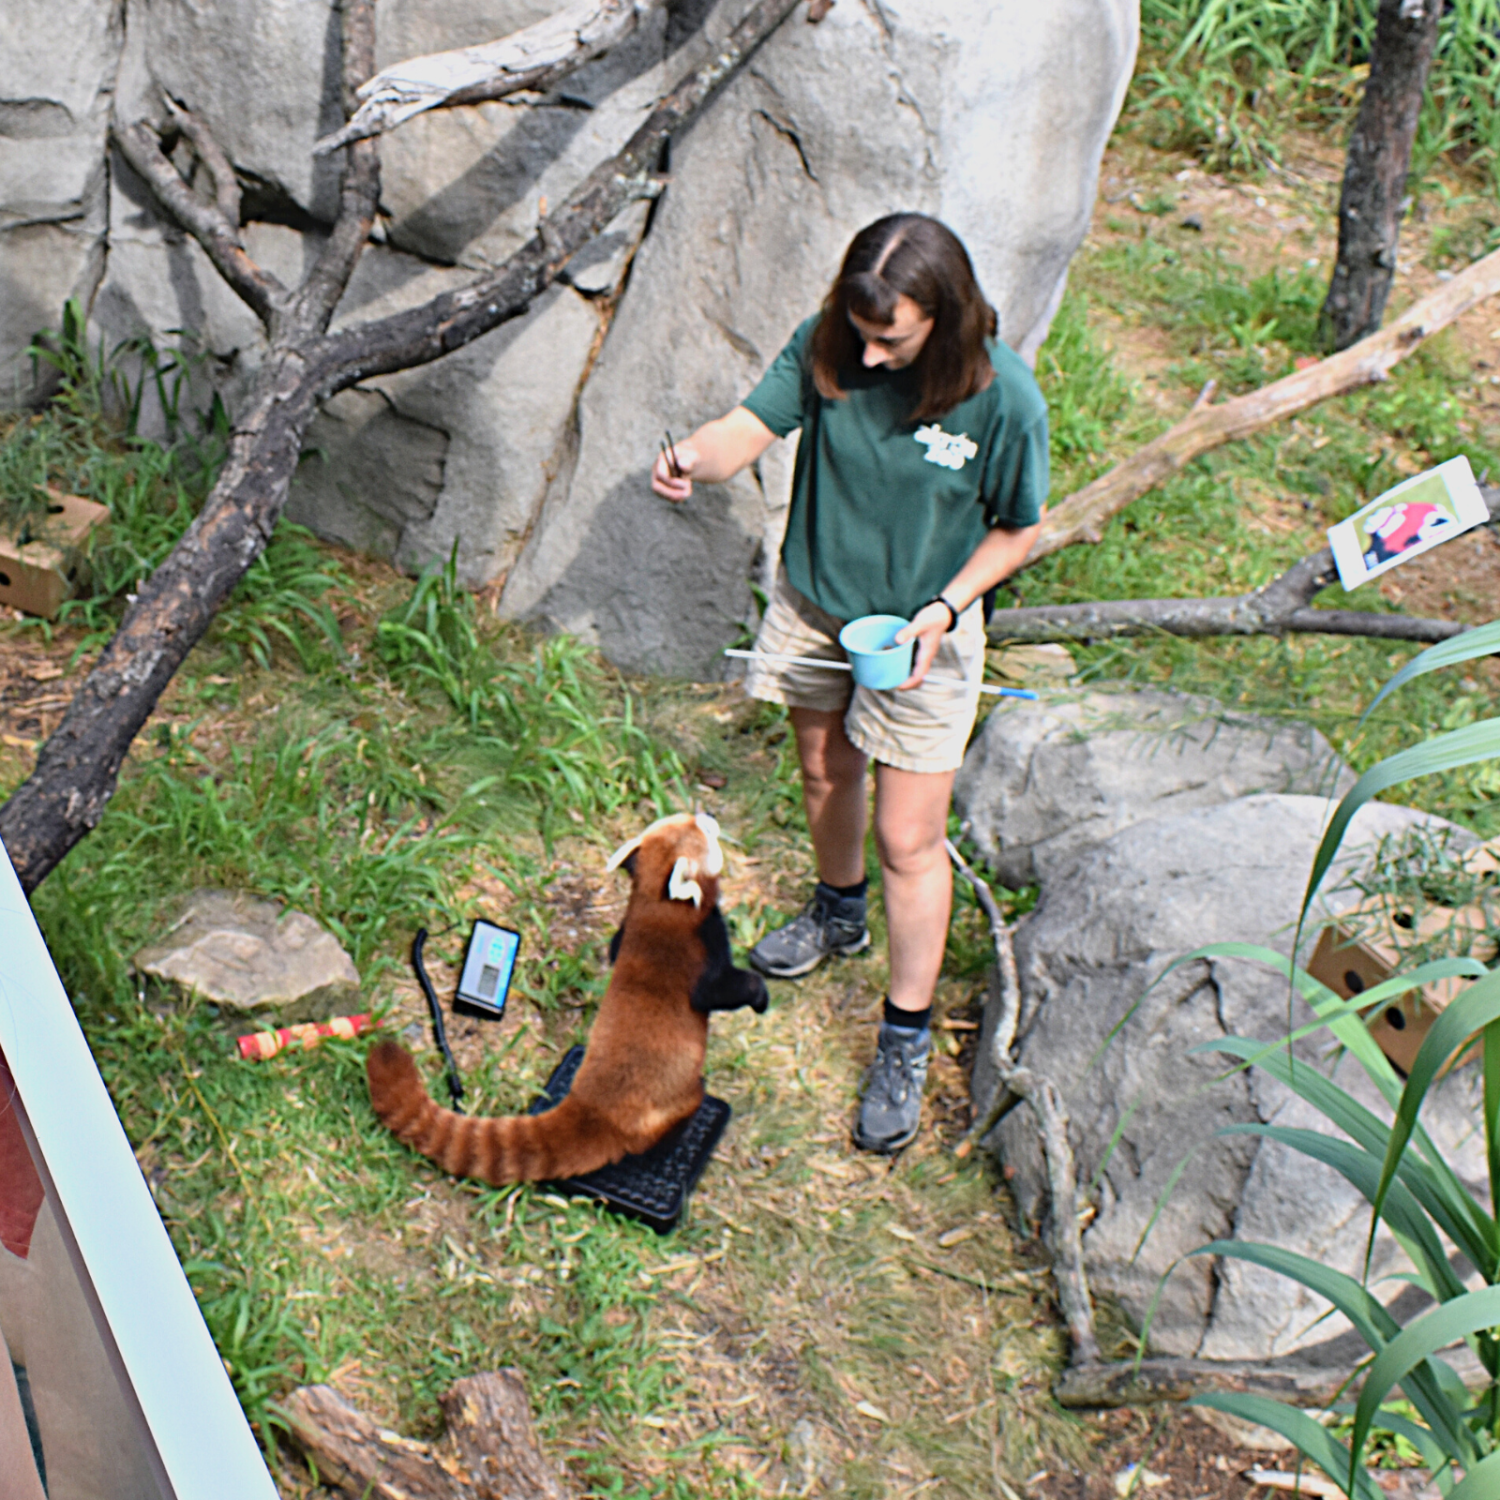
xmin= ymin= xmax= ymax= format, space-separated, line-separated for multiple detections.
xmin=1145 ymin=621 xmax=1500 ymax=1494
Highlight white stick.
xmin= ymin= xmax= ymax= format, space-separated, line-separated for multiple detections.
xmin=723 ymin=647 xmax=849 ymax=672
xmin=722 ymin=648 xmax=1037 ymax=698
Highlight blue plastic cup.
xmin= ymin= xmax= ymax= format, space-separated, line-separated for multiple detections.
xmin=839 ymin=614 xmax=914 ymax=690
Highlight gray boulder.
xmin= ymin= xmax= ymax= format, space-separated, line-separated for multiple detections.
xmin=501 ymin=0 xmax=1140 ymax=676
xmin=0 ymin=0 xmax=119 ymax=404
xmin=134 ymin=890 xmax=360 ymax=1022
xmin=93 ymin=0 xmax=665 ymax=585
xmin=955 ymin=687 xmax=1355 ymax=889
xmin=288 ymin=245 xmax=608 ymax=583
xmin=983 ymin=793 xmax=1486 ymax=1362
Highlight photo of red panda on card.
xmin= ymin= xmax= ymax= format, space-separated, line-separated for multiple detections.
xmin=1328 ymin=454 xmax=1489 ymax=590
xmin=366 ymin=813 xmax=766 ymax=1225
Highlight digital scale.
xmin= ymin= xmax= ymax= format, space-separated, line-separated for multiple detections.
xmin=453 ymin=919 xmax=521 ymax=1020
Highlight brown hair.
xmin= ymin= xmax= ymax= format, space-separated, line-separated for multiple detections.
xmin=809 ymin=214 xmax=998 ymax=422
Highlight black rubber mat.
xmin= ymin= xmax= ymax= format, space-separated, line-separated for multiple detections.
xmin=527 ymin=1046 xmax=730 ymax=1234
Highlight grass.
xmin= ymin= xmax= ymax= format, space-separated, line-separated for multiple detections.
xmin=1135 ymin=0 xmax=1500 ymax=192
xmin=5 ymin=51 xmax=1500 ymax=1500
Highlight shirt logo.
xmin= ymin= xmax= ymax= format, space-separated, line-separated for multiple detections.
xmin=915 ymin=424 xmax=978 ymax=471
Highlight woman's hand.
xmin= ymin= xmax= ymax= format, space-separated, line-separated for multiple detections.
xmin=894 ymin=601 xmax=953 ymax=690
xmin=649 ymin=408 xmax=777 ymax=502
xmin=652 ymin=442 xmax=700 ymax=502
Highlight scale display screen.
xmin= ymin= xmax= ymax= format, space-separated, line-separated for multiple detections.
xmin=454 ymin=921 xmax=520 ymax=1020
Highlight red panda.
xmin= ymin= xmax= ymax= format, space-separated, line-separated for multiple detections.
xmin=366 ymin=813 xmax=767 ymax=1184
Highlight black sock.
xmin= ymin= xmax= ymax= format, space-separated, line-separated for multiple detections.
xmin=883 ymin=997 xmax=931 ymax=1032
xmin=821 ymin=876 xmax=868 ymax=900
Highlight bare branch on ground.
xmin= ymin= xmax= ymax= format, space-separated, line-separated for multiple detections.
xmin=946 ymin=838 xmax=1100 ymax=1366
xmin=1052 ymin=1356 xmax=1359 ymax=1409
xmin=1029 ymin=246 xmax=1500 ymax=564
xmin=281 ymin=1370 xmax=572 ymax=1499
xmin=992 ymin=486 xmax=1500 ymax=648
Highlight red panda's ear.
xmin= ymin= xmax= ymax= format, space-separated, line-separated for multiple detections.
xmin=668 ymin=856 xmax=703 ymax=907
xmin=606 ymin=833 xmax=644 ymax=873
xmin=694 ymin=812 xmax=723 ymax=875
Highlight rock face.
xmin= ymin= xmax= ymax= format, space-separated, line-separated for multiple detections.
xmin=1 ymin=0 xmax=1139 ymax=668
xmin=955 ymin=688 xmax=1356 ymax=889
xmin=133 ymin=890 xmax=361 ymax=1022
xmin=981 ymin=793 xmax=1486 ymax=1363
xmin=0 ymin=0 xmax=120 ymax=406
xmin=502 ymin=0 xmax=1140 ymax=675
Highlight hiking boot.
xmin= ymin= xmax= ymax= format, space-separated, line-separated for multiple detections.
xmin=748 ymin=882 xmax=870 ymax=979
xmin=853 ymin=1023 xmax=931 ymax=1154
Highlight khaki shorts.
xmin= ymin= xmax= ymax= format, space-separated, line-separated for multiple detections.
xmin=743 ymin=571 xmax=986 ymax=774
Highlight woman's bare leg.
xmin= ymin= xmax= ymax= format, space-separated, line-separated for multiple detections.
xmin=789 ymin=707 xmax=868 ymax=887
xmin=873 ymin=763 xmax=957 ymax=1011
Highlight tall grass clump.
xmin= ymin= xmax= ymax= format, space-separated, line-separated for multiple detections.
xmin=1135 ymin=0 xmax=1500 ymax=188
xmin=376 ymin=556 xmax=692 ymax=840
xmin=1140 ymin=624 xmax=1500 ymax=1495
xmin=0 ymin=301 xmax=347 ymax=664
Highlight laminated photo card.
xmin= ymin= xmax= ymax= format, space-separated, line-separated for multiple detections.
xmin=1327 ymin=454 xmax=1489 ymax=591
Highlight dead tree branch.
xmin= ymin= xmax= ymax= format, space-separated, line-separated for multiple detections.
xmin=281 ymin=1370 xmax=571 ymax=1499
xmin=311 ymin=0 xmax=800 ymax=387
xmin=113 ymin=118 xmax=290 ymax=329
xmin=0 ymin=0 xmax=802 ymax=894
xmin=1053 ymin=1356 xmax=1358 ymax=1409
xmin=161 ymin=96 xmax=242 ymax=227
xmin=947 ymin=838 xmax=1380 ymax=1399
xmin=291 ymin=0 xmax=381 ymax=335
xmin=314 ymin=0 xmax=660 ymax=155
xmin=946 ymin=838 xmax=1100 ymax=1365
xmin=992 ymin=485 xmax=1500 ymax=648
xmin=1029 ymin=245 xmax=1500 ymax=563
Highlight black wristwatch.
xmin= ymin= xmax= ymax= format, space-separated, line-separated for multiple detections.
xmin=922 ymin=595 xmax=960 ymax=632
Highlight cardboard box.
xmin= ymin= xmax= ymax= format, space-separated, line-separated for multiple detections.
xmin=0 ymin=492 xmax=109 ymax=620
xmin=1308 ymin=872 xmax=1496 ymax=1075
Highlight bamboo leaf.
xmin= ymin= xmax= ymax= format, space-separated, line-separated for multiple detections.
xmin=1187 ymin=1241 xmax=1466 ymax=1463
xmin=1219 ymin=1124 xmax=1465 ymax=1302
xmin=1189 ymin=1393 xmax=1385 ymax=1500
xmin=1204 ymin=1036 xmax=1495 ymax=1279
xmin=1299 ymin=718 xmax=1500 ymax=937
xmin=1488 ymin=1022 xmax=1500 ymax=1229
xmin=1368 ymin=978 xmax=1500 ymax=1280
xmin=1189 ymin=1240 xmax=1397 ymax=1346
xmin=1446 ymin=1447 xmax=1500 ymax=1500
xmin=1356 ymin=621 xmax=1500 ymax=731
xmin=1350 ymin=1286 xmax=1500 ymax=1481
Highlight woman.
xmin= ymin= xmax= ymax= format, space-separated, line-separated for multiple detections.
xmin=651 ymin=214 xmax=1046 ymax=1152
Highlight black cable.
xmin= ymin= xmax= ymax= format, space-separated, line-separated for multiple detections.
xmin=412 ymin=927 xmax=464 ymax=1111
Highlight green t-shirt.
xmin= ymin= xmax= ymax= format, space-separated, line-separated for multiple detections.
xmin=742 ymin=314 xmax=1049 ymax=622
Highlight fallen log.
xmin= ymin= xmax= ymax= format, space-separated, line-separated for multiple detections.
xmin=1029 ymin=245 xmax=1500 ymax=563
xmin=989 ymin=486 xmax=1500 ymax=647
xmin=280 ymin=1371 xmax=570 ymax=1500
xmin=1053 ymin=1357 xmax=1352 ymax=1410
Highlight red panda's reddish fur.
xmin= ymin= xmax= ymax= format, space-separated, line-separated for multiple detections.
xmin=367 ymin=816 xmax=733 ymax=1185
